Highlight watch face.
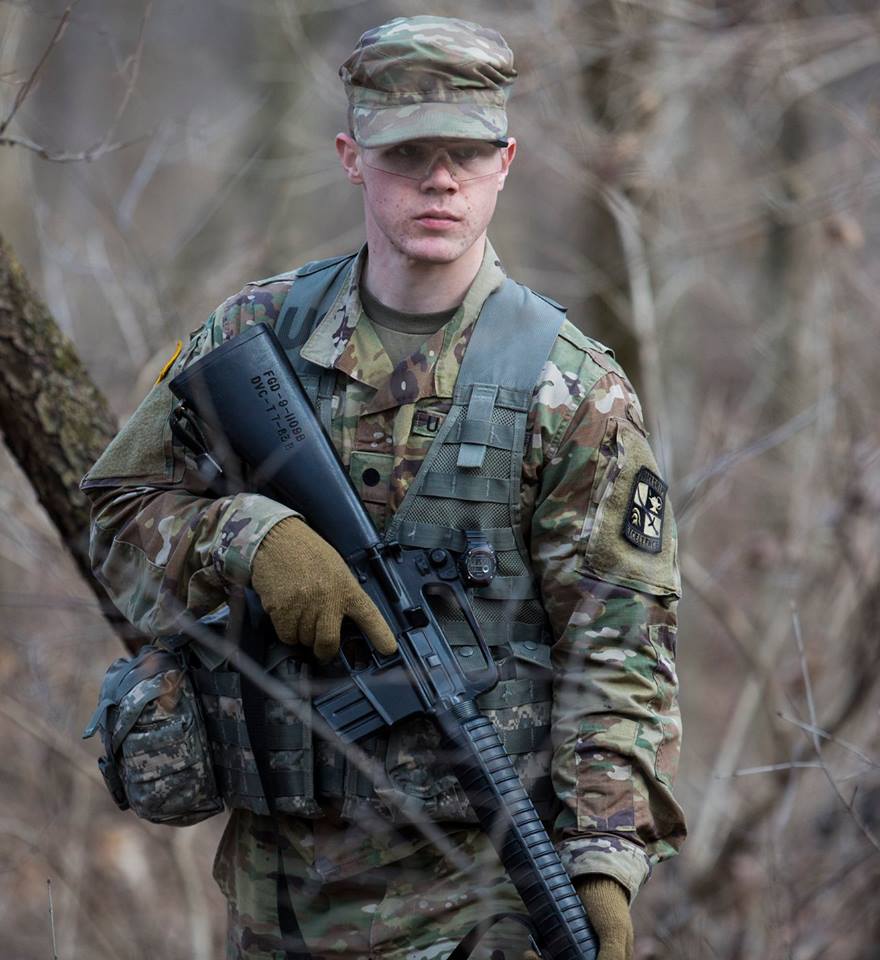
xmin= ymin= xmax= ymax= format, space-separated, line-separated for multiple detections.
xmin=467 ymin=555 xmax=493 ymax=577
xmin=462 ymin=545 xmax=497 ymax=586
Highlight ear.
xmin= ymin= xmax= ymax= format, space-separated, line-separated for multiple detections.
xmin=497 ymin=136 xmax=517 ymax=191
xmin=336 ymin=133 xmax=364 ymax=185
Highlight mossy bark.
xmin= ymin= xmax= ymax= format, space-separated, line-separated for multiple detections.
xmin=0 ymin=231 xmax=145 ymax=651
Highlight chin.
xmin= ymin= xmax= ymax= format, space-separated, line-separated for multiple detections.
xmin=397 ymin=234 xmax=474 ymax=264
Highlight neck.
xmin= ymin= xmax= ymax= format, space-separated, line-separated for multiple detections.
xmin=361 ymin=234 xmax=486 ymax=313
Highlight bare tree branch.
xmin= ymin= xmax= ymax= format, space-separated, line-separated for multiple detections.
xmin=0 ymin=0 xmax=80 ymax=137
xmin=0 ymin=129 xmax=145 ymax=161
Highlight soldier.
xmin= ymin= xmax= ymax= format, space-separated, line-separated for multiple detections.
xmin=82 ymin=15 xmax=685 ymax=960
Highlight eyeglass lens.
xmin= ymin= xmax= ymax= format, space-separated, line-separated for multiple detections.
xmin=363 ymin=141 xmax=504 ymax=181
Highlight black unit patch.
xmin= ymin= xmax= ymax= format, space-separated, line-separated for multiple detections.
xmin=622 ymin=467 xmax=667 ymax=553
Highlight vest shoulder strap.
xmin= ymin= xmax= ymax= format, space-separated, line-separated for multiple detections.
xmin=270 ymin=253 xmax=357 ymax=411
xmin=453 ymin=279 xmax=566 ymax=468
xmin=456 ymin=279 xmax=567 ymax=397
xmin=273 ymin=253 xmax=357 ymax=361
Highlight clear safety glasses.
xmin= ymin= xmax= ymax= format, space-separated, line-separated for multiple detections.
xmin=361 ymin=139 xmax=509 ymax=182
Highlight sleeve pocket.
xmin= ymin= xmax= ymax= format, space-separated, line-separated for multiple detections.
xmin=580 ymin=417 xmax=681 ymax=599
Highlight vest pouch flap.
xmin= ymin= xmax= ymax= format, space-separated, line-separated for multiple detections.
xmin=110 ymin=672 xmax=182 ymax=754
xmin=82 ymin=696 xmax=116 ymax=741
xmin=508 ymin=638 xmax=552 ymax=670
xmin=83 ymin=646 xmax=182 ymax=745
xmin=263 ymin=641 xmax=302 ymax=674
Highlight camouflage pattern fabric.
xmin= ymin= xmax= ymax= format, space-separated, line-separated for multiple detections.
xmin=340 ymin=16 xmax=516 ymax=147
xmin=216 ymin=811 xmax=531 ymax=960
xmin=82 ymin=239 xmax=684 ymax=910
xmin=83 ymin=645 xmax=222 ymax=825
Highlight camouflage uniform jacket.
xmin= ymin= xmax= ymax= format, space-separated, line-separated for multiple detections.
xmin=82 ymin=240 xmax=685 ymax=901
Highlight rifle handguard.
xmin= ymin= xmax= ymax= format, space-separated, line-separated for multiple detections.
xmin=441 ymin=702 xmax=598 ymax=960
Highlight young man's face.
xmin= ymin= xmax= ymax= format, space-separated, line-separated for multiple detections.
xmin=336 ymin=135 xmax=517 ymax=265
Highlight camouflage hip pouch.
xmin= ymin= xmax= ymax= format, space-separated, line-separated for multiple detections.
xmin=83 ymin=644 xmax=223 ymax=826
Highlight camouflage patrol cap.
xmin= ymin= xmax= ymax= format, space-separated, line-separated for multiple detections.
xmin=340 ymin=16 xmax=516 ymax=148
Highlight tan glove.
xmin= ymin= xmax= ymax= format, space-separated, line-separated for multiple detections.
xmin=577 ymin=877 xmax=634 ymax=960
xmin=251 ymin=517 xmax=397 ymax=661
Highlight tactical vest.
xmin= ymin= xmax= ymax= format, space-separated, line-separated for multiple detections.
xmin=189 ymin=254 xmax=573 ymax=824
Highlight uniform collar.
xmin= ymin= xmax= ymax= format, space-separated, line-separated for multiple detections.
xmin=299 ymin=239 xmax=507 ymax=403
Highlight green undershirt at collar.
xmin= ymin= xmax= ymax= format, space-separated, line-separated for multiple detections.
xmin=361 ymin=283 xmax=459 ymax=368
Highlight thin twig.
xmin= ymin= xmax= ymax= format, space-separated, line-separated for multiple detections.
xmin=0 ymin=695 xmax=103 ymax=786
xmin=789 ymin=607 xmax=880 ymax=855
xmin=0 ymin=592 xmax=101 ymax=612
xmin=792 ymin=604 xmax=821 ymax=754
xmin=777 ymin=712 xmax=880 ymax=770
xmin=727 ymin=760 xmax=867 ymax=782
xmin=47 ymin=879 xmax=58 ymax=960
xmin=599 ymin=183 xmax=673 ymax=477
xmin=0 ymin=0 xmax=151 ymax=164
xmin=0 ymin=820 xmax=133 ymax=959
xmin=726 ymin=761 xmax=825 ymax=777
xmin=94 ymin=0 xmax=152 ymax=152
xmin=0 ymin=0 xmax=81 ymax=137
xmin=0 ymin=130 xmax=145 ymax=161
xmin=677 ymin=395 xmax=834 ymax=515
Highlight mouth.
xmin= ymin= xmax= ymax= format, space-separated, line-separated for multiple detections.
xmin=415 ymin=211 xmax=461 ymax=229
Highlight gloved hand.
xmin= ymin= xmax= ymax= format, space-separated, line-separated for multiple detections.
xmin=577 ymin=876 xmax=634 ymax=960
xmin=251 ymin=517 xmax=397 ymax=661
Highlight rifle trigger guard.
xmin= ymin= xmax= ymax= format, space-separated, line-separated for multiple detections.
xmin=449 ymin=578 xmax=497 ymax=693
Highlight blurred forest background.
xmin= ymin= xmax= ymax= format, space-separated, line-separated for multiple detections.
xmin=1 ymin=1 xmax=879 ymax=958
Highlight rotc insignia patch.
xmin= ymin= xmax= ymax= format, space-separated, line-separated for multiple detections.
xmin=623 ymin=467 xmax=667 ymax=553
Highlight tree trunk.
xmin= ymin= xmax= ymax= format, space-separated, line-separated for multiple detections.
xmin=0 ymin=230 xmax=145 ymax=651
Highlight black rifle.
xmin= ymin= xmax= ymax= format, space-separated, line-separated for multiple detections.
xmin=170 ymin=322 xmax=599 ymax=960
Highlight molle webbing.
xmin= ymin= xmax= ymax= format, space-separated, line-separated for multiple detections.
xmin=191 ymin=660 xmax=317 ymax=816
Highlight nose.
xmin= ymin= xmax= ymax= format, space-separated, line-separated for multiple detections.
xmin=420 ymin=153 xmax=459 ymax=191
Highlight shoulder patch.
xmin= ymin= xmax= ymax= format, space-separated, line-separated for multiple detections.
xmin=622 ymin=466 xmax=667 ymax=553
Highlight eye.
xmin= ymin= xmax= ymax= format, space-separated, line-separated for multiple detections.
xmin=387 ymin=143 xmax=427 ymax=162
xmin=450 ymin=146 xmax=481 ymax=163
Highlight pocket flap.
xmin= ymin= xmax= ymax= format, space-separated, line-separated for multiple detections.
xmin=509 ymin=639 xmax=551 ymax=669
